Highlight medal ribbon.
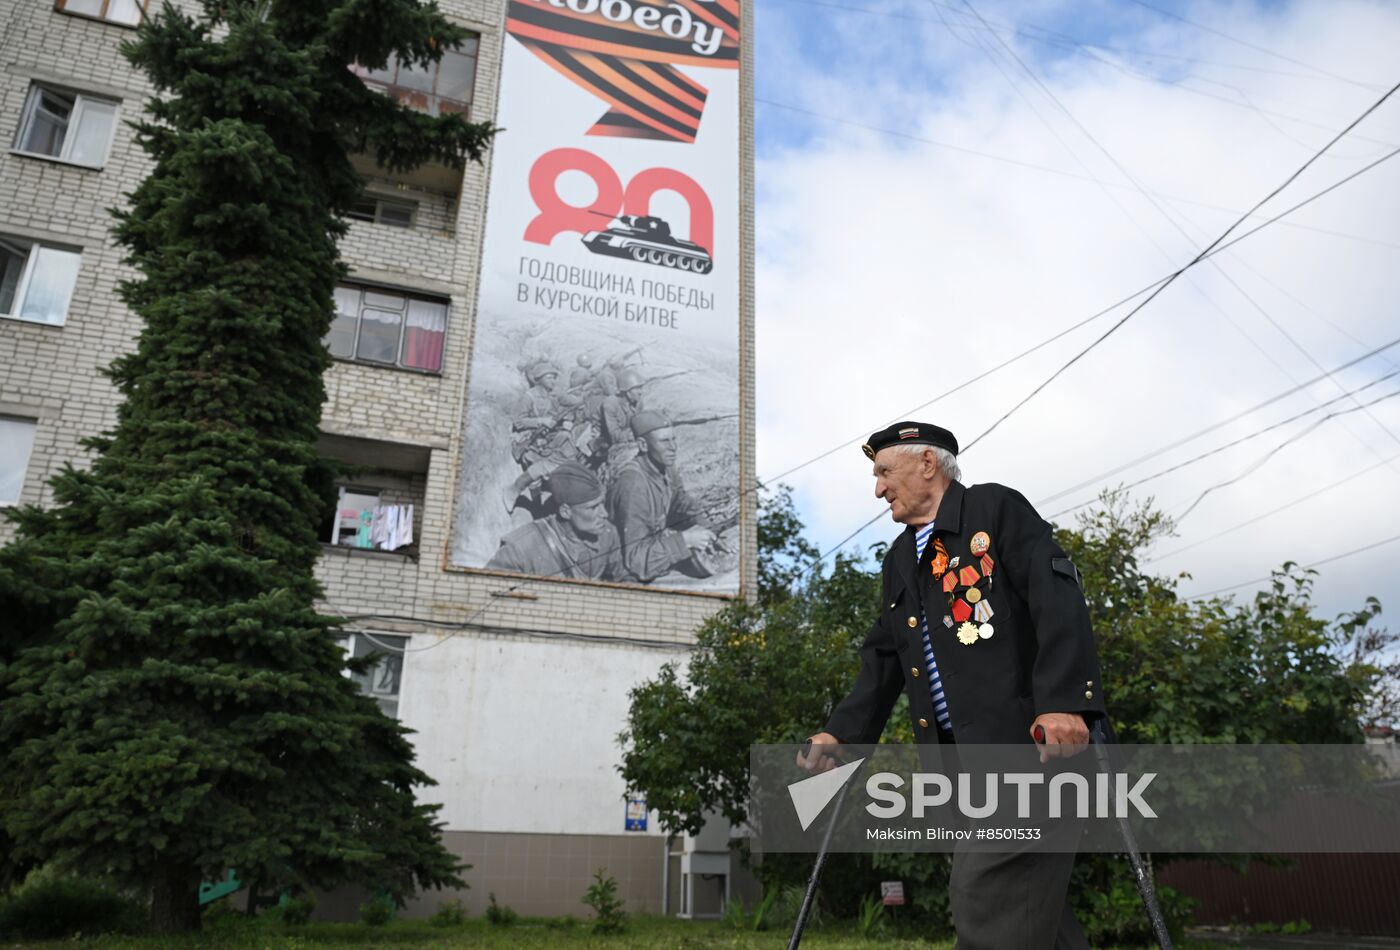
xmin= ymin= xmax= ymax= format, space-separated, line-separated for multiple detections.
xmin=505 ymin=0 xmax=740 ymax=143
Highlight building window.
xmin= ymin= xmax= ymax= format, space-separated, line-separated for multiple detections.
xmin=54 ymin=0 xmax=146 ymax=25
xmin=327 ymin=282 xmax=447 ymax=373
xmin=352 ymin=37 xmax=479 ymax=117
xmin=14 ymin=84 xmax=119 ymax=167
xmin=0 ymin=237 xmax=81 ymax=326
xmin=327 ymin=486 xmax=415 ymax=552
xmin=347 ymin=194 xmax=416 ymax=228
xmin=0 ymin=417 xmax=38 ymax=505
xmin=336 ymin=633 xmax=407 ymax=719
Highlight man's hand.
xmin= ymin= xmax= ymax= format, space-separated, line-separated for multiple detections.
xmin=796 ymin=732 xmax=842 ymax=774
xmin=682 ymin=525 xmax=716 ymax=550
xmin=1030 ymin=712 xmax=1089 ymax=764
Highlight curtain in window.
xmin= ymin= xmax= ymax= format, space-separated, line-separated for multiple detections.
xmin=19 ymin=247 xmax=81 ymax=326
xmin=67 ymin=99 xmax=117 ymax=165
xmin=403 ymin=299 xmax=446 ymax=371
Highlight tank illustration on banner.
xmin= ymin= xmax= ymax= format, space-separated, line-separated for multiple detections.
xmin=581 ymin=212 xmax=714 ymax=274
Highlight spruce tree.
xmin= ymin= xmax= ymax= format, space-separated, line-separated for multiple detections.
xmin=0 ymin=0 xmax=491 ymax=933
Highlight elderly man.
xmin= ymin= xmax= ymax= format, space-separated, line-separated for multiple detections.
xmin=606 ymin=410 xmax=715 ymax=583
xmin=487 ymin=463 xmax=622 ymax=580
xmin=798 ymin=421 xmax=1106 ymax=950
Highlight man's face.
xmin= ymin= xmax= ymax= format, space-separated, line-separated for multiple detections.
xmin=873 ymin=447 xmax=937 ymax=525
xmin=538 ymin=372 xmax=559 ymax=392
xmin=643 ymin=427 xmax=677 ymax=468
xmin=624 ymin=386 xmax=643 ymax=407
xmin=562 ymin=494 xmax=607 ymax=535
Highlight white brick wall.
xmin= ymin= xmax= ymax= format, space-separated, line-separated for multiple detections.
xmin=2 ymin=0 xmax=757 ymax=855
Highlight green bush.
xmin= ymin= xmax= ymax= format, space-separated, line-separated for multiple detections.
xmin=0 ymin=874 xmax=146 ymax=939
xmin=581 ymin=868 xmax=627 ymax=934
xmin=275 ymin=892 xmax=316 ymax=925
xmin=1076 ymin=864 xmax=1194 ymax=946
xmin=359 ymin=893 xmax=395 ymax=926
xmin=486 ymin=892 xmax=518 ymax=926
xmin=429 ymin=899 xmax=467 ymax=927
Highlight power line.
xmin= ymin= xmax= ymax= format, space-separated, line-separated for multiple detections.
xmin=1037 ymin=333 xmax=1400 ymax=510
xmin=1043 ymin=364 xmax=1400 ymax=519
xmin=763 ymin=146 xmax=1400 ymax=488
xmin=1126 ymin=0 xmax=1389 ymax=92
xmin=1146 ymin=450 xmax=1400 ymax=564
xmin=756 ymin=99 xmax=1400 ymax=250
xmin=955 ymin=73 xmax=1400 ymax=453
xmin=765 ymin=0 xmax=1400 ymax=154
xmin=1172 ymin=385 xmax=1400 ymax=521
xmin=1187 ymin=530 xmax=1400 ymax=600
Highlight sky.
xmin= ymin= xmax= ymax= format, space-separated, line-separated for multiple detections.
xmin=748 ymin=0 xmax=1400 ymax=624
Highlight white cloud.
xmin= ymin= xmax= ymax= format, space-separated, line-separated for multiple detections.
xmin=754 ymin=0 xmax=1400 ymax=619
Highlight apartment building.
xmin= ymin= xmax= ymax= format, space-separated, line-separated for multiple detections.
xmin=0 ymin=0 xmax=755 ymax=918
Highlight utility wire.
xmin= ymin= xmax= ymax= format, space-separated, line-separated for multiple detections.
xmin=763 ymin=146 xmax=1400 ymax=488
xmin=950 ymin=0 xmax=1400 ymax=467
xmin=1126 ymin=0 xmax=1389 ymax=92
xmin=1044 ymin=365 xmax=1400 ymax=519
xmin=340 ymin=89 xmax=1400 ymax=651
xmin=1146 ymin=450 xmax=1400 ymax=564
xmin=759 ymin=98 xmax=1400 ymax=251
xmin=1037 ymin=333 xmax=1400 ymax=509
xmin=767 ymin=0 xmax=1400 ymax=154
xmin=1187 ymin=530 xmax=1400 ymax=600
xmin=954 ymin=69 xmax=1400 ymax=453
xmin=1172 ymin=387 xmax=1400 ymax=522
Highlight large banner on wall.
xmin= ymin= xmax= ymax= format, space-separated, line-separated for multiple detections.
xmin=450 ymin=0 xmax=742 ymax=593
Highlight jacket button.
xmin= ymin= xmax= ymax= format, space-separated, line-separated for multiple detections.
xmin=1084 ymin=690 xmax=1094 ymax=700
xmin=907 ymin=616 xmax=918 ymax=628
xmin=911 ymin=667 xmax=920 ymax=677
xmin=918 ymin=718 xmax=929 ymax=728
xmin=1086 ymin=679 xmax=1094 ymax=687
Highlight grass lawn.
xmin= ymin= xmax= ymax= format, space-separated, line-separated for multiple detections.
xmin=14 ymin=914 xmax=957 ymax=948
xmin=8 ymin=914 xmax=1213 ymax=948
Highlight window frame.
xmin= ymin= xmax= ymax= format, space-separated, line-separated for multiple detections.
xmin=0 ymin=415 xmax=38 ymax=507
xmin=13 ymin=83 xmax=121 ymax=168
xmin=347 ymin=194 xmax=418 ymax=229
xmin=326 ymin=281 xmax=448 ymax=374
xmin=53 ymin=0 xmax=148 ymax=27
xmin=0 ymin=235 xmax=82 ymax=327
xmin=351 ymin=35 xmax=481 ymax=118
xmin=334 ymin=632 xmax=410 ymax=720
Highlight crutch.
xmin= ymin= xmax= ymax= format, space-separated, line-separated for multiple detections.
xmin=1035 ymin=722 xmax=1174 ymax=950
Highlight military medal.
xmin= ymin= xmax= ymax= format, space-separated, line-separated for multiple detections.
xmin=942 ymin=572 xmax=958 ymax=593
xmin=951 ymin=599 xmax=972 ymax=624
xmin=965 ymin=587 xmax=982 ymax=604
xmin=958 ymin=565 xmax=979 ymax=587
xmin=979 ymin=555 xmax=994 ymax=575
xmin=978 ymin=623 xmax=994 ymax=639
xmin=948 ymin=556 xmax=960 ymax=569
xmin=930 ymin=537 xmax=949 ymax=577
xmin=973 ymin=600 xmax=994 ymax=623
xmin=942 ymin=615 xmax=954 ymax=628
xmin=957 ymin=621 xmax=980 ymax=645
xmin=970 ymin=531 xmax=991 ymax=556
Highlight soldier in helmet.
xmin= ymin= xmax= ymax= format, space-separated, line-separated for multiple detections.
xmin=606 ymin=410 xmax=716 ymax=584
xmin=505 ymin=359 xmax=577 ymax=514
xmin=569 ymin=353 xmax=595 ymax=391
xmin=488 ymin=463 xmax=623 ymax=581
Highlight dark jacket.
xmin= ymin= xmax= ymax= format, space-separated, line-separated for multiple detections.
xmin=824 ymin=480 xmax=1106 ymax=748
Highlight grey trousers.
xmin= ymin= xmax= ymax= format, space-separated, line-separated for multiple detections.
xmin=949 ymin=823 xmax=1089 ymax=950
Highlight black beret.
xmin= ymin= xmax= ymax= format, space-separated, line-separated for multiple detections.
xmin=862 ymin=421 xmax=959 ymax=461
